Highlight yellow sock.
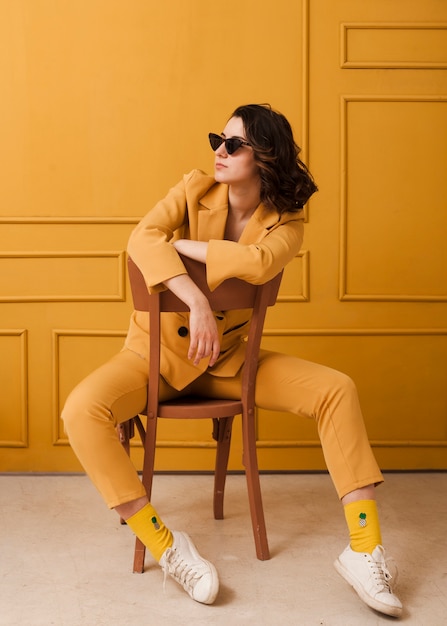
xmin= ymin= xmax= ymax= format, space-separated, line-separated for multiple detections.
xmin=125 ymin=503 xmax=173 ymax=562
xmin=344 ymin=499 xmax=382 ymax=554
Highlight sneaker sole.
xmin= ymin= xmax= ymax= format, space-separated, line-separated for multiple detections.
xmin=334 ymin=557 xmax=402 ymax=618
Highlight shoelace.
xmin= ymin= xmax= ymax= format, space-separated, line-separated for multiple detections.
xmin=161 ymin=547 xmax=202 ymax=595
xmin=366 ymin=554 xmax=394 ymax=593
xmin=383 ymin=562 xmax=394 ymax=584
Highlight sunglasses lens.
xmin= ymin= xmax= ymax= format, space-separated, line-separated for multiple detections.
xmin=209 ymin=133 xmax=224 ymax=151
xmin=225 ymin=138 xmax=242 ymax=155
xmin=208 ymin=133 xmax=246 ymax=154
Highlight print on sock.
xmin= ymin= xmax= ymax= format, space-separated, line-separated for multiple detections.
xmin=359 ymin=512 xmax=367 ymax=527
xmin=151 ymin=515 xmax=161 ymax=530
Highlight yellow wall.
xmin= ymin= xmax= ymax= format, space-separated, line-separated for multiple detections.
xmin=1 ymin=0 xmax=446 ymax=472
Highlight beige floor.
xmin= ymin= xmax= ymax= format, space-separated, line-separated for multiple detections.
xmin=0 ymin=472 xmax=446 ymax=626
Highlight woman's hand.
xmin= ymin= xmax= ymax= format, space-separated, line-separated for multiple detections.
xmin=163 ymin=272 xmax=220 ymax=366
xmin=187 ymin=300 xmax=220 ymax=367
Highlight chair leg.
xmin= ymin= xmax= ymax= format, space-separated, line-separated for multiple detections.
xmin=133 ymin=537 xmax=146 ymax=574
xmin=242 ymin=408 xmax=270 ymax=561
xmin=140 ymin=415 xmax=157 ymax=501
xmin=117 ymin=420 xmax=135 ymax=525
xmin=131 ymin=415 xmax=158 ymax=573
xmin=117 ymin=419 xmax=135 ymax=454
xmin=212 ymin=416 xmax=234 ymax=520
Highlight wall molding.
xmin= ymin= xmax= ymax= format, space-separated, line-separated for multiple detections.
xmin=257 ymin=439 xmax=447 ymax=449
xmin=261 ymin=327 xmax=447 ymax=449
xmin=277 ymin=250 xmax=310 ymax=303
xmin=340 ymin=95 xmax=447 ymax=302
xmin=0 ymin=217 xmax=141 ymax=224
xmin=0 ymin=329 xmax=28 ymax=448
xmin=0 ymin=250 xmax=126 ymax=302
xmin=52 ymin=329 xmax=127 ymax=445
xmin=264 ymin=328 xmax=447 ymax=337
xmin=301 ymin=0 xmax=311 ymax=223
xmin=341 ymin=22 xmax=447 ymax=69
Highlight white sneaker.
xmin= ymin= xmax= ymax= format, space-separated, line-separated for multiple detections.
xmin=159 ymin=531 xmax=219 ymax=604
xmin=334 ymin=544 xmax=402 ymax=617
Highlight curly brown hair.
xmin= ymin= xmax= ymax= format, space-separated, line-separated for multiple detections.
xmin=230 ymin=104 xmax=317 ymax=214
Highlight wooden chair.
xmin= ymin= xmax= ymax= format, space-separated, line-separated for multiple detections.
xmin=120 ymin=254 xmax=282 ymax=572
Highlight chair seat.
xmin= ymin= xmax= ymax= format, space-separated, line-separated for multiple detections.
xmin=158 ymin=397 xmax=243 ymax=419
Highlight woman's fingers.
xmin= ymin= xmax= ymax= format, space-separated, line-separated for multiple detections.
xmin=187 ymin=319 xmax=220 ymax=366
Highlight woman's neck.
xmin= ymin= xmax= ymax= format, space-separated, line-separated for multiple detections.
xmin=228 ymin=183 xmax=261 ymax=220
xmin=225 ymin=184 xmax=262 ymax=241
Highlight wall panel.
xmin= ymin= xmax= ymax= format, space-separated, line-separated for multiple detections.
xmin=52 ymin=331 xmax=128 ymax=444
xmin=340 ymin=97 xmax=447 ymax=301
xmin=0 ymin=331 xmax=28 ymax=447
xmin=341 ymin=23 xmax=447 ymax=69
xmin=0 ymin=252 xmax=125 ymax=302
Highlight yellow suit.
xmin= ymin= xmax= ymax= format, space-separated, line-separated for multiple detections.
xmin=62 ymin=170 xmax=383 ymax=508
xmin=125 ymin=169 xmax=304 ymax=390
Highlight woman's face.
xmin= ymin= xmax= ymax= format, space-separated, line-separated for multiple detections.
xmin=213 ymin=116 xmax=260 ymax=188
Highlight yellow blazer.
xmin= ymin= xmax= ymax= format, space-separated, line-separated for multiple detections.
xmin=125 ymin=169 xmax=304 ymax=390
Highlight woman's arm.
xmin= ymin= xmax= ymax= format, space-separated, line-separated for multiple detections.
xmin=206 ymin=219 xmax=304 ymax=289
xmin=127 ymin=171 xmax=215 ymax=293
xmin=163 ymin=271 xmax=219 ymax=367
xmin=166 ymin=239 xmax=218 ymax=366
xmin=172 ymin=239 xmax=208 ymax=263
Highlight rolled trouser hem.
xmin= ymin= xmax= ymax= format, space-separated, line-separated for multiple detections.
xmin=106 ymin=486 xmax=147 ymax=510
xmin=336 ymin=473 xmax=384 ymax=501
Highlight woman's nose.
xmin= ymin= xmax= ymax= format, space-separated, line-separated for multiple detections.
xmin=215 ymin=142 xmax=228 ymax=157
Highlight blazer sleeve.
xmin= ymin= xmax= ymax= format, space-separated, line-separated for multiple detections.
xmin=206 ymin=218 xmax=304 ymax=290
xmin=127 ymin=170 xmax=214 ymax=293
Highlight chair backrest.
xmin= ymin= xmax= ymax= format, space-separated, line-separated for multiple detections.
xmin=127 ymin=255 xmax=282 ymax=412
xmin=127 ymin=255 xmax=282 ymax=313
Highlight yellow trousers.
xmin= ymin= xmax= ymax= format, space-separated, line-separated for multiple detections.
xmin=62 ymin=348 xmax=383 ymax=508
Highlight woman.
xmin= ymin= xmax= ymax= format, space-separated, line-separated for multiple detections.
xmin=62 ymin=104 xmax=402 ymax=616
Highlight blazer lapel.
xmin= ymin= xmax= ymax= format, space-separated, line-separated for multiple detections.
xmin=196 ymin=183 xmax=229 ymax=241
xmin=239 ymin=204 xmax=279 ymax=244
xmin=195 ymin=182 xmax=284 ymax=245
